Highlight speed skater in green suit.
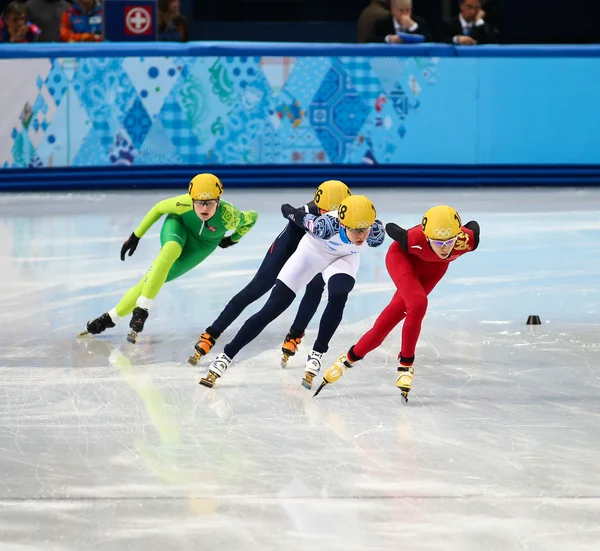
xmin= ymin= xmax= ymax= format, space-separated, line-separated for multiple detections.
xmin=77 ymin=173 xmax=258 ymax=344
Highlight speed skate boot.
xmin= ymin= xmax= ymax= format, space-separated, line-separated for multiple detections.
xmin=200 ymin=353 xmax=232 ymax=388
xmin=301 ymin=350 xmax=323 ymax=390
xmin=188 ymin=331 xmax=217 ymax=366
xmin=126 ymin=307 xmax=149 ymax=344
xmin=78 ymin=312 xmax=115 ymax=337
xmin=280 ymin=330 xmax=304 ymax=368
xmin=313 ymin=352 xmax=356 ymax=396
xmin=396 ymin=356 xmax=415 ymax=404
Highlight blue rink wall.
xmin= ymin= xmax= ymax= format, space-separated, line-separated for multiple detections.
xmin=1 ymin=42 xmax=599 ymax=190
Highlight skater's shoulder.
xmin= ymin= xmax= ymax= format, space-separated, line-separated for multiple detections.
xmin=456 ymin=220 xmax=480 ymax=252
xmin=158 ymin=194 xmax=194 ymax=212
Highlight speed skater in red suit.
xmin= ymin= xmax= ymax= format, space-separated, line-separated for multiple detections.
xmin=314 ymin=205 xmax=480 ymax=403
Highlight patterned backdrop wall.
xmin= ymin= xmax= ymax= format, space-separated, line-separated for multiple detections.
xmin=1 ymin=51 xmax=599 ymax=169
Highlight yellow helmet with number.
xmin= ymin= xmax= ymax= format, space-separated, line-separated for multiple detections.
xmin=188 ymin=173 xmax=224 ymax=201
xmin=338 ymin=195 xmax=376 ymax=229
xmin=421 ymin=205 xmax=462 ymax=240
xmin=314 ymin=180 xmax=351 ymax=212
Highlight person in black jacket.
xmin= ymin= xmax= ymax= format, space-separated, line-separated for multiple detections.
xmin=442 ymin=0 xmax=496 ymax=45
xmin=367 ymin=0 xmax=433 ymax=43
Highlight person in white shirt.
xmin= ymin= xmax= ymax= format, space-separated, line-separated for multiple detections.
xmin=200 ymin=195 xmax=386 ymax=390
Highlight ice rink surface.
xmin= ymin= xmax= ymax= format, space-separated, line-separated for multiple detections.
xmin=0 ymin=187 xmax=599 ymax=551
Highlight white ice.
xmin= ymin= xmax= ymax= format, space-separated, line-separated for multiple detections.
xmin=0 ymin=188 xmax=599 ymax=551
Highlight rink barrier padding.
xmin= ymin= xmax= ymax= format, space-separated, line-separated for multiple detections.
xmin=2 ymin=164 xmax=600 ymax=191
xmin=2 ymin=43 xmax=600 ymax=58
xmin=2 ymin=43 xmax=600 ymax=188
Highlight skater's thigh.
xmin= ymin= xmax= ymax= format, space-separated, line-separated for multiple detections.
xmin=277 ymin=242 xmax=330 ymax=294
xmin=165 ymin=239 xmax=216 ymax=282
xmin=160 ymin=214 xmax=189 ymax=248
xmin=253 ymin=235 xmax=295 ymax=286
xmin=322 ymin=254 xmax=359 ymax=284
xmin=420 ymin=266 xmax=448 ymax=295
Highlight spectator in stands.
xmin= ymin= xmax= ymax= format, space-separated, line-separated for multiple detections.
xmin=367 ymin=0 xmax=433 ymax=43
xmin=357 ymin=0 xmax=390 ymax=43
xmin=442 ymin=0 xmax=495 ymax=44
xmin=60 ymin=0 xmax=102 ymax=42
xmin=26 ymin=0 xmax=70 ymax=42
xmin=0 ymin=1 xmax=41 ymax=42
xmin=158 ymin=0 xmax=187 ymax=41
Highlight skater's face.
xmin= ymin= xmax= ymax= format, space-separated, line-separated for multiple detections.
xmin=193 ymin=199 xmax=219 ymax=220
xmin=345 ymin=226 xmax=369 ymax=246
xmin=428 ymin=236 xmax=457 ymax=259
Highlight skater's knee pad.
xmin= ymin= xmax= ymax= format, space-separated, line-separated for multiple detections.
xmin=406 ymin=292 xmax=428 ymax=317
xmin=306 ymin=274 xmax=325 ymax=294
xmin=161 ymin=240 xmax=183 ymax=262
xmin=270 ymin=280 xmax=297 ymax=308
xmin=327 ymin=274 xmax=355 ymax=300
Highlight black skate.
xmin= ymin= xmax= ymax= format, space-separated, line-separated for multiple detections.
xmin=126 ymin=307 xmax=149 ymax=344
xmin=77 ymin=313 xmax=115 ymax=337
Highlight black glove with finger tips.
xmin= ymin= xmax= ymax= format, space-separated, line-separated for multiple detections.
xmin=120 ymin=232 xmax=140 ymax=261
xmin=218 ymin=236 xmax=237 ymax=249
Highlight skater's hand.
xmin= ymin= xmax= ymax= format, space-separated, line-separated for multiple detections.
xmin=281 ymin=203 xmax=296 ymax=220
xmin=120 ymin=232 xmax=140 ymax=261
xmin=218 ymin=236 xmax=237 ymax=249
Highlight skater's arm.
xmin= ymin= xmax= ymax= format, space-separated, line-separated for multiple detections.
xmin=463 ymin=221 xmax=480 ymax=250
xmin=133 ymin=195 xmax=192 ymax=238
xmin=385 ymin=222 xmax=409 ymax=251
xmin=224 ymin=204 xmax=259 ymax=242
xmin=281 ymin=204 xmax=337 ymax=239
xmin=366 ymin=219 xmax=386 ymax=247
xmin=281 ymin=203 xmax=317 ymax=230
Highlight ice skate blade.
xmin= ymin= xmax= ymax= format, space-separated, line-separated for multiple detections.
xmin=280 ymin=354 xmax=291 ymax=369
xmin=313 ymin=380 xmax=328 ymax=397
xmin=199 ymin=377 xmax=215 ymax=388
xmin=76 ymin=330 xmax=90 ymax=338
xmin=126 ymin=331 xmax=138 ymax=344
xmin=199 ymin=371 xmax=218 ymax=388
xmin=188 ymin=352 xmax=201 ymax=366
xmin=302 ymin=372 xmax=314 ymax=390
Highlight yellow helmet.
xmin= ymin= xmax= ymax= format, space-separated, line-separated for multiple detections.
xmin=314 ymin=180 xmax=352 ymax=212
xmin=338 ymin=195 xmax=376 ymax=229
xmin=421 ymin=205 xmax=462 ymax=240
xmin=188 ymin=173 xmax=224 ymax=201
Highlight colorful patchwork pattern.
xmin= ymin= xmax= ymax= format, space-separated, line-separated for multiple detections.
xmin=1 ymin=55 xmax=440 ymax=168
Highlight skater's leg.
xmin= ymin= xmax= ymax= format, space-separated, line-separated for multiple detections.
xmin=223 ymin=281 xmax=296 ymax=359
xmin=280 ymin=274 xmax=325 ymax=367
xmin=301 ymin=273 xmax=354 ymax=389
xmin=289 ymin=274 xmax=325 ymax=336
xmin=114 ymin=279 xmax=144 ymax=318
xmin=208 ymin=229 xmax=296 ymax=337
xmin=312 ymin=273 xmax=355 ymax=354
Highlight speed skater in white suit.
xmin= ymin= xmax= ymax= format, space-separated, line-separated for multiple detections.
xmin=199 ymin=195 xmax=386 ymax=390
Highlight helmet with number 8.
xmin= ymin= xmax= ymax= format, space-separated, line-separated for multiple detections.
xmin=337 ymin=195 xmax=376 ymax=229
xmin=314 ymin=180 xmax=352 ymax=212
xmin=188 ymin=173 xmax=224 ymax=201
xmin=421 ymin=205 xmax=462 ymax=240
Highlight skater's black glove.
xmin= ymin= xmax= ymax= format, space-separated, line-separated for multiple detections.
xmin=385 ymin=223 xmax=408 ymax=251
xmin=281 ymin=203 xmax=296 ymax=220
xmin=218 ymin=236 xmax=237 ymax=249
xmin=120 ymin=232 xmax=140 ymax=261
